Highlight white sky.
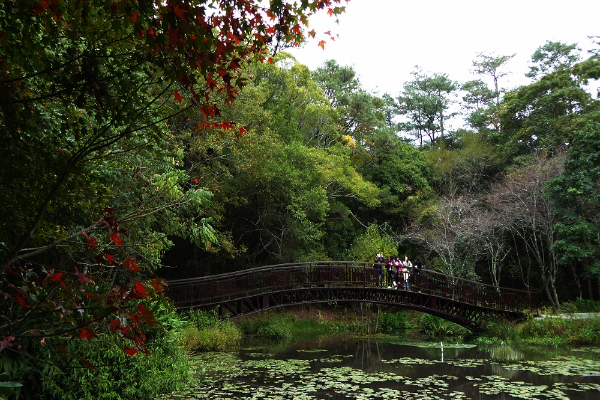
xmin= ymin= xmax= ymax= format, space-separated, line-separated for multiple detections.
xmin=288 ymin=0 xmax=599 ymax=97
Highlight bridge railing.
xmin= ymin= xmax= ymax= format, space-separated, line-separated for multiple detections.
xmin=166 ymin=261 xmax=537 ymax=312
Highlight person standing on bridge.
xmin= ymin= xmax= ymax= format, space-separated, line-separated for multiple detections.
xmin=392 ymin=256 xmax=401 ymax=288
xmin=373 ymin=253 xmax=385 ymax=287
xmin=402 ymin=256 xmax=412 ymax=290
xmin=386 ymin=256 xmax=394 ymax=288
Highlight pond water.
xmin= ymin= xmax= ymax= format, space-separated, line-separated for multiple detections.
xmin=162 ymin=336 xmax=600 ymax=399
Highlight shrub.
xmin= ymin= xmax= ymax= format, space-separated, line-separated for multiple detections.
xmin=236 ymin=316 xmax=263 ymax=336
xmin=187 ymin=308 xmax=220 ymax=329
xmin=40 ymin=333 xmax=190 ymax=400
xmin=379 ymin=311 xmax=408 ymax=333
xmin=518 ymin=315 xmax=600 ymax=346
xmin=570 ymin=299 xmax=600 ymax=313
xmin=256 ymin=316 xmax=293 ymax=341
xmin=418 ymin=314 xmax=468 ymax=338
xmin=179 ymin=322 xmax=242 ymax=352
xmin=483 ymin=318 xmax=521 ymax=342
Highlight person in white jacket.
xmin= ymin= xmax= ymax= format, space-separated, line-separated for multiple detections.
xmin=401 ymin=256 xmax=412 ymax=289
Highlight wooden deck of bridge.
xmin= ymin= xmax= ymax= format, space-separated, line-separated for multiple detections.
xmin=165 ymin=261 xmax=538 ymax=332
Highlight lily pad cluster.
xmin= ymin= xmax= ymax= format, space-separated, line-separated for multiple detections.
xmin=158 ymin=344 xmax=600 ymax=399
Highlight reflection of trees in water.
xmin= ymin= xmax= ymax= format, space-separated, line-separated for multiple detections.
xmin=354 ymin=338 xmax=382 ymax=372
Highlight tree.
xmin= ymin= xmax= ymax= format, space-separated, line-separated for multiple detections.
xmin=526 ymin=41 xmax=581 ymax=79
xmin=472 ymin=52 xmax=515 ymax=107
xmin=360 ymin=131 xmax=432 ymax=228
xmin=313 ymin=60 xmax=388 ymax=158
xmin=162 ymin=55 xmax=380 ymax=271
xmin=0 ymin=0 xmax=346 ymax=392
xmin=484 ymin=152 xmax=566 ymax=309
xmin=0 ymin=0 xmax=346 ymax=266
xmin=546 ymin=122 xmax=600 ymax=299
xmin=500 ymin=59 xmax=600 ymax=158
xmin=406 ymin=196 xmax=480 ymax=279
xmin=347 ymin=223 xmax=396 ymax=262
xmin=396 ymin=67 xmax=458 ymax=146
xmin=424 ymin=131 xmax=503 ymax=196
xmin=460 ymin=79 xmax=495 ymax=132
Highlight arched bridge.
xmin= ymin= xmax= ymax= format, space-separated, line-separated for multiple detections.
xmin=166 ymin=261 xmax=538 ymax=332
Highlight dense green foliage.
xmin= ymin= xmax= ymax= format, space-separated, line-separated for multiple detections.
xmin=481 ymin=315 xmax=600 ymax=348
xmin=40 ymin=334 xmax=190 ymax=400
xmin=179 ymin=310 xmax=242 ymax=352
xmin=9 ymin=304 xmax=191 ymax=400
xmin=2 ymin=1 xmax=600 ymax=397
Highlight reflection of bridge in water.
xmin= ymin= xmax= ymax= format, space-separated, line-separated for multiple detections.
xmin=166 ymin=261 xmax=538 ymax=332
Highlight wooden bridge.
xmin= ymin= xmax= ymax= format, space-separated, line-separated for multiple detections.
xmin=166 ymin=261 xmax=538 ymax=332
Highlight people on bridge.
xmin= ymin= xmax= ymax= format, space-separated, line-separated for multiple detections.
xmin=403 ymin=255 xmax=412 ymax=270
xmin=373 ymin=253 xmax=422 ymax=290
xmin=386 ymin=256 xmax=395 ymax=288
xmin=373 ymin=253 xmax=385 ymax=287
xmin=392 ymin=255 xmax=401 ymax=288
xmin=401 ymin=255 xmax=412 ymax=290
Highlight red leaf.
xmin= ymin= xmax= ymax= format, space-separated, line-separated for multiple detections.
xmin=125 ymin=347 xmax=139 ymax=357
xmin=318 ymin=40 xmax=326 ymax=50
xmin=105 ymin=254 xmax=115 ymax=264
xmin=124 ymin=256 xmax=141 ymax=271
xmin=43 ymin=270 xmax=63 ymax=285
xmin=52 ymin=271 xmax=64 ymax=282
xmin=80 ymin=230 xmax=97 ymax=248
xmin=173 ymin=4 xmax=186 ymax=19
xmin=111 ymin=319 xmax=120 ymax=330
xmin=75 ymin=267 xmax=93 ymax=285
xmin=0 ymin=336 xmax=15 ymax=353
xmin=150 ymin=278 xmax=163 ymax=293
xmin=174 ymin=90 xmax=182 ymax=104
xmin=110 ymin=233 xmax=123 ymax=247
xmin=46 ymin=270 xmax=67 ymax=289
xmin=168 ymin=26 xmax=179 ymax=44
xmin=133 ymin=281 xmax=148 ymax=298
xmin=79 ymin=328 xmax=97 ymax=342
xmin=327 ymin=8 xmax=334 ymax=16
xmin=14 ymin=292 xmax=30 ymax=308
xmin=131 ymin=12 xmax=137 ymax=23
xmin=137 ymin=304 xmax=157 ymax=326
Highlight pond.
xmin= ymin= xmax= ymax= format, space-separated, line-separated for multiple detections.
xmin=161 ymin=336 xmax=600 ymax=399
